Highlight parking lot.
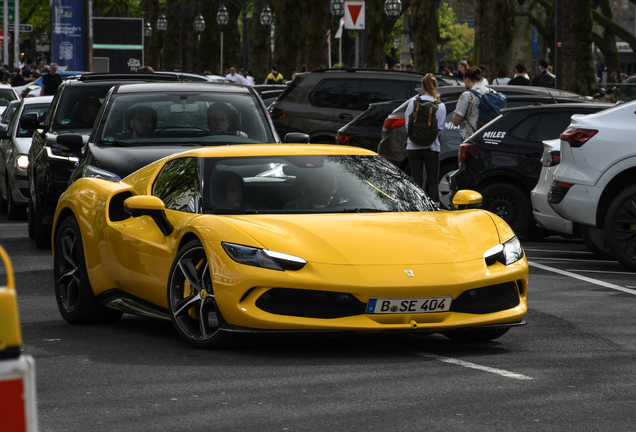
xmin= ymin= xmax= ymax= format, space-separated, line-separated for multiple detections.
xmin=3 ymin=214 xmax=636 ymax=431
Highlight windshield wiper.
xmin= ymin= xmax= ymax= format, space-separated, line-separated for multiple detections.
xmin=342 ymin=208 xmax=389 ymax=213
xmin=96 ymin=139 xmax=136 ymax=147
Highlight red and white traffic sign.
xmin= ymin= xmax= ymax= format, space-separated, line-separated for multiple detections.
xmin=344 ymin=1 xmax=365 ymax=30
xmin=0 ymin=29 xmax=11 ymax=46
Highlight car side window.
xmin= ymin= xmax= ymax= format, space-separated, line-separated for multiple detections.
xmin=340 ymin=80 xmax=360 ymax=110
xmin=359 ymin=80 xmax=408 ymax=108
xmin=153 ymin=157 xmax=201 ymax=213
xmin=310 ymin=79 xmax=346 ymax=108
xmin=510 ymin=114 xmax=541 ymax=140
xmin=532 ymin=112 xmax=578 ymax=142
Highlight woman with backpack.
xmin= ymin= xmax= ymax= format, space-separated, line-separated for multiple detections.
xmin=404 ymin=73 xmax=447 ymax=207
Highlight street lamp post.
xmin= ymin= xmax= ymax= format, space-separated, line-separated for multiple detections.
xmin=143 ymin=19 xmax=152 ymax=67
xmin=39 ymin=31 xmax=49 ymax=65
xmin=260 ymin=5 xmax=273 ymax=69
xmin=157 ymin=2 xmax=206 ymax=72
xmin=156 ymin=13 xmax=168 ymax=70
xmin=329 ymin=0 xmax=344 ymax=67
xmin=216 ymin=5 xmax=229 ymax=75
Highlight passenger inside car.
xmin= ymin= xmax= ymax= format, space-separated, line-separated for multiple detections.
xmin=75 ymin=97 xmax=102 ymax=128
xmin=211 ymin=171 xmax=248 ymax=210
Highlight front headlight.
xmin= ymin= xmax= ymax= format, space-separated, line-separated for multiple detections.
xmin=16 ymin=154 xmax=29 ymax=170
xmin=222 ymin=242 xmax=307 ymax=271
xmin=83 ymin=165 xmax=122 ymax=182
xmin=484 ymin=237 xmax=523 ymax=266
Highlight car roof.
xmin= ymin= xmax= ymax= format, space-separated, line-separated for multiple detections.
xmin=22 ymin=95 xmax=54 ymax=105
xmin=501 ymin=102 xmax=614 ymax=113
xmin=65 ymin=73 xmax=179 ymax=85
xmin=111 ymin=81 xmax=254 ymax=94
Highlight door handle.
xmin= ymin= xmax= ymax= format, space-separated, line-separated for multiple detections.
xmin=339 ymin=113 xmax=353 ymax=120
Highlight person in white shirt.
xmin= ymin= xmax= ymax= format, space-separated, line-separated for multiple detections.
xmin=404 ymin=73 xmax=446 ymax=206
xmin=492 ymin=68 xmax=511 ymax=85
xmin=225 ymin=66 xmax=251 ymax=85
xmin=453 ymin=66 xmax=488 ymax=140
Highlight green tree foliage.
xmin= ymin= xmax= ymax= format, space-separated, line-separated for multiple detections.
xmin=438 ymin=2 xmax=474 ymax=64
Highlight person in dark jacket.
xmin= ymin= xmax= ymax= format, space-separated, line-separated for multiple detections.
xmin=10 ymin=68 xmax=25 ymax=87
xmin=508 ymin=64 xmax=531 ymax=86
xmin=266 ymin=65 xmax=284 ymax=84
xmin=531 ymin=60 xmax=556 ymax=88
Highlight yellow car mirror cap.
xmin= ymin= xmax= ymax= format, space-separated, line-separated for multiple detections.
xmin=0 ymin=245 xmax=22 ymax=358
xmin=124 ymin=196 xmax=173 ymax=236
xmin=452 ymin=190 xmax=483 ymax=210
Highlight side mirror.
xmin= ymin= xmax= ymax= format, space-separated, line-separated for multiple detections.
xmin=285 ymin=132 xmax=310 ymax=143
xmin=19 ymin=112 xmax=40 ymax=130
xmin=123 ymin=196 xmax=174 ymax=236
xmin=0 ymin=125 xmax=8 ymax=139
xmin=452 ymin=190 xmax=482 ymax=210
xmin=56 ymin=133 xmax=84 ymax=151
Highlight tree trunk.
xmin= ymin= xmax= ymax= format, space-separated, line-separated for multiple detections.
xmin=410 ymin=0 xmax=441 ymax=73
xmin=597 ymin=0 xmax=620 ymax=83
xmin=248 ymin=8 xmax=270 ymax=83
xmin=510 ymin=1 xmax=533 ymax=74
xmin=562 ymin=0 xmax=596 ymax=94
xmin=365 ymin=0 xmax=398 ymax=69
xmin=475 ymin=0 xmax=516 ymax=83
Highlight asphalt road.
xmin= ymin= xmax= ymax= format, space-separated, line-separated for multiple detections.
xmin=2 ymin=215 xmax=636 ymax=432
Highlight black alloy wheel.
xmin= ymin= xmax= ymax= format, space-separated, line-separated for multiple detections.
xmin=604 ymin=185 xmax=636 ymax=271
xmin=580 ymin=225 xmax=614 ymax=260
xmin=54 ymin=215 xmax=123 ymax=324
xmin=481 ymin=183 xmax=532 ymax=237
xmin=167 ymin=240 xmax=230 ymax=349
xmin=27 ymin=200 xmax=35 ymax=239
xmin=6 ymin=177 xmax=26 ymax=220
xmin=441 ymin=328 xmax=510 ymax=342
xmin=33 ymin=196 xmax=52 ymax=249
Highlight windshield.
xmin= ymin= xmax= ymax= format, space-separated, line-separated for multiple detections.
xmin=52 ymin=86 xmax=109 ymax=132
xmin=1 ymin=102 xmax=18 ymax=124
xmin=0 ymin=88 xmax=17 ymax=105
xmin=17 ymin=104 xmax=51 ymax=137
xmin=95 ymin=91 xmax=275 ymax=146
xmin=202 ymin=155 xmax=438 ymax=214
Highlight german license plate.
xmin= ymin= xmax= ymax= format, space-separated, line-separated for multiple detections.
xmin=366 ymin=297 xmax=452 ymax=314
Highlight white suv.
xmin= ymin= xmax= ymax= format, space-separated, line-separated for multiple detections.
xmin=548 ymin=100 xmax=636 ymax=270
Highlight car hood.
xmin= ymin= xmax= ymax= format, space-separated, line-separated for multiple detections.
xmin=224 ymin=211 xmax=501 ymax=265
xmin=86 ymin=143 xmax=197 ymax=179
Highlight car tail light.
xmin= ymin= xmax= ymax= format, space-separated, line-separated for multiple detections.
xmin=269 ymin=108 xmax=286 ymax=120
xmin=543 ymin=150 xmax=561 ymax=167
xmin=336 ymin=133 xmax=351 ymax=145
xmin=458 ymin=143 xmax=482 ymax=166
xmin=548 ymin=180 xmax=574 ymax=204
xmin=383 ymin=117 xmax=405 ymax=131
xmin=560 ymin=128 xmax=598 ymax=148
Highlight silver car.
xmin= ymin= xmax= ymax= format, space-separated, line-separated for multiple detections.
xmin=0 ymin=96 xmax=53 ymax=219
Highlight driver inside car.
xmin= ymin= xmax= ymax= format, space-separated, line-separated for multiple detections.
xmin=207 ymin=104 xmax=248 ymax=137
xmin=121 ymin=106 xmax=157 ymax=139
xmin=284 ymin=170 xmax=338 ymax=209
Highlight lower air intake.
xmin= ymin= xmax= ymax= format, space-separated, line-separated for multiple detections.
xmin=450 ymin=282 xmax=520 ymax=314
xmin=255 ymin=288 xmax=367 ymax=319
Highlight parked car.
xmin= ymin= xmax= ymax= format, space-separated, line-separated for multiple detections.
xmin=449 ymin=102 xmax=612 ymax=238
xmin=335 ymin=100 xmax=403 ymax=150
xmin=52 ymin=144 xmax=527 ymax=348
xmin=531 ymin=138 xmax=613 ymax=258
xmin=155 ymin=71 xmax=233 ymax=83
xmin=0 ymin=99 xmax=21 ymax=132
xmin=548 ymin=100 xmax=636 ymax=270
xmin=22 ymin=73 xmax=179 ymax=248
xmin=0 ymin=96 xmax=54 ymax=219
xmin=373 ymin=94 xmax=598 ymax=208
xmin=268 ymin=68 xmax=461 ymax=143
xmin=0 ymin=85 xmax=19 ymax=115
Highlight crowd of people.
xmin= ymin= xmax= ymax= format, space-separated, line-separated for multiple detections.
xmin=1 ymin=62 xmax=54 ymax=87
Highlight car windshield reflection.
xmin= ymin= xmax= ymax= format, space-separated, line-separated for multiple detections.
xmin=96 ymin=92 xmax=274 ymax=145
xmin=202 ymin=155 xmax=439 ymax=214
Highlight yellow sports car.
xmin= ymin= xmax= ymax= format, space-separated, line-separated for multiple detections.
xmin=52 ymin=144 xmax=528 ymax=348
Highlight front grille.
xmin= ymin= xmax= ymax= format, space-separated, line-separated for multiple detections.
xmin=255 ymin=288 xmax=367 ymax=319
xmin=450 ymin=282 xmax=520 ymax=314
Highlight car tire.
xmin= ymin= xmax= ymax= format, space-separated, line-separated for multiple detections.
xmin=167 ymin=240 xmax=231 ymax=349
xmin=580 ymin=225 xmax=614 ymax=260
xmin=604 ymin=185 xmax=636 ymax=270
xmin=54 ymin=215 xmax=123 ymax=324
xmin=481 ymin=183 xmax=532 ymax=237
xmin=33 ymin=196 xmax=52 ymax=249
xmin=6 ymin=177 xmax=26 ymax=220
xmin=441 ymin=327 xmax=510 ymax=342
xmin=27 ymin=200 xmax=35 ymax=239
xmin=439 ymin=164 xmax=458 ymax=210
xmin=0 ymin=184 xmax=7 ymax=214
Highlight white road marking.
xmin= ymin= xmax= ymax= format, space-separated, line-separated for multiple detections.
xmin=411 ymin=351 xmax=533 ymax=380
xmin=566 ymin=269 xmax=636 ymax=275
xmin=530 ymin=261 xmax=636 ymax=296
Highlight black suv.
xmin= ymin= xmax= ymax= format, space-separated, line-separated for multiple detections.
xmin=22 ymin=73 xmax=179 ymax=248
xmin=268 ymin=68 xmax=461 ymax=143
xmin=448 ymin=102 xmax=612 ymax=238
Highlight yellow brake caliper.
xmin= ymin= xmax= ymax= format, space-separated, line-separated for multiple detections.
xmin=183 ymin=258 xmax=206 ymax=320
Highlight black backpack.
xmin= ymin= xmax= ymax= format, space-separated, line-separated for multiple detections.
xmin=407 ymin=96 xmax=440 ymax=147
